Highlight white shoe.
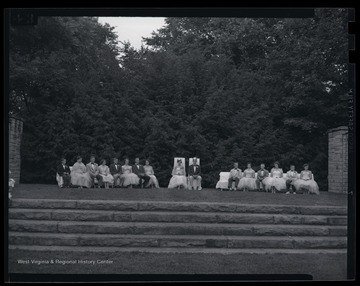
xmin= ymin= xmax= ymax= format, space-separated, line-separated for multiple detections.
xmin=293 ymin=192 xmax=296 ymax=194
xmin=286 ymin=191 xmax=290 ymax=194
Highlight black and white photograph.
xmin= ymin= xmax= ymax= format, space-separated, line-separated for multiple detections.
xmin=5 ymin=7 xmax=355 ymax=282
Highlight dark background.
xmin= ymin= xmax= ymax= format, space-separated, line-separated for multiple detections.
xmin=8 ymin=9 xmax=348 ymax=189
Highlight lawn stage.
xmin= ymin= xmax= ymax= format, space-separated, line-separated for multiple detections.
xmin=10 ymin=184 xmax=347 ymax=206
xmin=8 ymin=184 xmax=348 ymax=281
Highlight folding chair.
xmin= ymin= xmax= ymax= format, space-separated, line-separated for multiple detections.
xmin=215 ymin=172 xmax=231 ymax=191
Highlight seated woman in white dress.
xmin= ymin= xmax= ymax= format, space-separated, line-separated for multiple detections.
xmin=70 ymin=156 xmax=92 ymax=188
xmin=262 ymin=161 xmax=286 ymax=193
xmin=144 ymin=160 xmax=160 ymax=188
xmin=292 ymin=164 xmax=320 ymax=195
xmin=120 ymin=158 xmax=140 ymax=188
xmin=98 ymin=159 xmax=114 ymax=189
xmin=168 ymin=159 xmax=187 ymax=189
xmin=238 ymin=163 xmax=257 ymax=191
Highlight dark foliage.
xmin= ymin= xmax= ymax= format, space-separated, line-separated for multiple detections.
xmin=9 ymin=10 xmax=348 ymax=189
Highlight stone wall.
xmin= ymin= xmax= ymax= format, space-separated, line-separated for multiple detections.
xmin=9 ymin=116 xmax=23 ymax=185
xmin=328 ymin=126 xmax=348 ymax=193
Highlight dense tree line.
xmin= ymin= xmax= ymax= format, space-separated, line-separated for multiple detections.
xmin=9 ymin=9 xmax=348 ymax=189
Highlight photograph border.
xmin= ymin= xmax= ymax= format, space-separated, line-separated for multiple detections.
xmin=4 ymin=6 xmax=356 ymax=283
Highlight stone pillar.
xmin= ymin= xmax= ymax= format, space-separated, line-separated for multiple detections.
xmin=9 ymin=116 xmax=23 ymax=185
xmin=328 ymin=126 xmax=348 ymax=193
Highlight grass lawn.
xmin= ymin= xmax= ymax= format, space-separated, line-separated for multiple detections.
xmin=11 ymin=184 xmax=347 ymax=207
xmin=8 ymin=249 xmax=347 ymax=280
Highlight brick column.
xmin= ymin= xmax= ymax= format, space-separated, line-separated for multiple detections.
xmin=328 ymin=126 xmax=348 ymax=193
xmin=9 ymin=116 xmax=23 ymax=185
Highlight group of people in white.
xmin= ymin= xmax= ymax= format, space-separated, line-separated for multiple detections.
xmin=227 ymin=161 xmax=319 ymax=195
xmin=57 ymin=156 xmax=202 ymax=190
xmin=57 ymin=156 xmax=160 ymax=189
xmin=56 ymin=156 xmax=319 ymax=195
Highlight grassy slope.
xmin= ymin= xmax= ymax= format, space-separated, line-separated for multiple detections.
xmin=11 ymin=184 xmax=347 ymax=207
xmin=8 ymin=249 xmax=347 ymax=280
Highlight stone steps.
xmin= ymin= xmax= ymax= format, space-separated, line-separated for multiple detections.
xmin=8 ymin=244 xmax=347 ymax=255
xmin=9 ymin=232 xmax=347 ymax=249
xmin=9 ymin=198 xmax=347 ymax=252
xmin=10 ymin=199 xmax=347 ymax=215
xmin=8 ymin=209 xmax=347 ymax=225
xmin=9 ymin=219 xmax=347 ymax=236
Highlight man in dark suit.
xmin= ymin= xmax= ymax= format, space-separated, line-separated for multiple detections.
xmin=256 ymin=163 xmax=269 ymax=191
xmin=189 ymin=157 xmax=202 ymax=190
xmin=132 ymin=157 xmax=150 ymax=188
xmin=57 ymin=158 xmax=71 ymax=188
xmin=110 ymin=157 xmax=122 ymax=187
xmin=286 ymin=164 xmax=298 ymax=194
xmin=228 ymin=162 xmax=242 ymax=191
xmin=86 ymin=155 xmax=103 ymax=188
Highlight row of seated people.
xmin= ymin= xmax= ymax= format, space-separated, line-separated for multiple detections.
xmin=217 ymin=161 xmax=319 ymax=195
xmin=168 ymin=158 xmax=202 ymax=190
xmin=57 ymin=156 xmax=160 ymax=189
xmin=56 ymin=156 xmax=202 ymax=190
xmin=56 ymin=156 xmax=319 ymax=194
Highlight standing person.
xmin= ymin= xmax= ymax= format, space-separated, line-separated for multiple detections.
xmin=132 ymin=157 xmax=150 ymax=188
xmin=144 ymin=159 xmax=160 ymax=188
xmin=120 ymin=158 xmax=140 ymax=188
xmin=98 ymin=159 xmax=114 ymax=189
xmin=70 ymin=156 xmax=92 ymax=188
xmin=228 ymin=162 xmax=242 ymax=191
xmin=286 ymin=164 xmax=298 ymax=194
xmin=189 ymin=157 xmax=202 ymax=190
xmin=9 ymin=170 xmax=15 ymax=200
xmin=265 ymin=161 xmax=287 ymax=193
xmin=86 ymin=155 xmax=103 ymax=188
xmin=238 ymin=163 xmax=257 ymax=192
xmin=256 ymin=163 xmax=269 ymax=192
xmin=110 ymin=157 xmax=122 ymax=187
xmin=168 ymin=159 xmax=187 ymax=189
xmin=292 ymin=164 xmax=320 ymax=195
xmin=57 ymin=158 xmax=71 ymax=188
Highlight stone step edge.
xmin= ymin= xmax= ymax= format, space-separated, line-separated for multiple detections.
xmin=9 ymin=231 xmax=348 ymax=240
xmin=10 ymin=198 xmax=347 ymax=209
xmin=9 ymin=219 xmax=348 ymax=228
xmin=8 ymin=209 xmax=348 ymax=225
xmin=9 ymin=232 xmax=348 ymax=248
xmin=9 ymin=208 xmax=348 ymax=217
xmin=9 ymin=220 xmax=347 ymax=237
xmin=8 ymin=245 xmax=348 ymax=254
xmin=10 ymin=199 xmax=347 ymax=215
xmin=9 ymin=208 xmax=347 ymax=218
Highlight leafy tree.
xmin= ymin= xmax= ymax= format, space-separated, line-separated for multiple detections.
xmin=10 ymin=17 xmax=127 ymax=182
xmin=10 ymin=9 xmax=348 ymax=191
